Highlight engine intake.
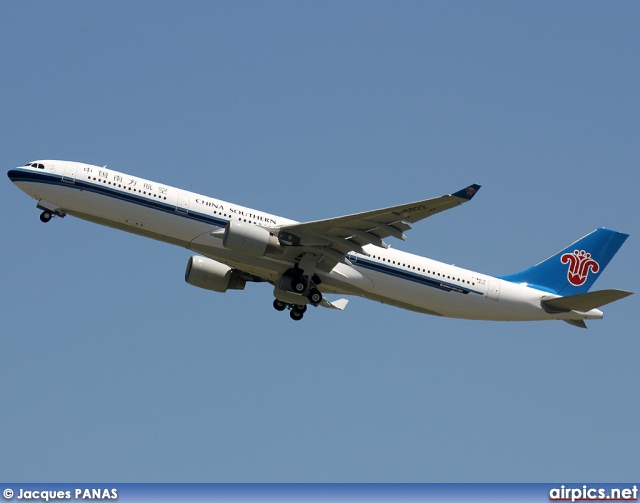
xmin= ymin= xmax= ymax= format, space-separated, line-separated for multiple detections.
xmin=185 ymin=256 xmax=246 ymax=292
xmin=223 ymin=220 xmax=282 ymax=256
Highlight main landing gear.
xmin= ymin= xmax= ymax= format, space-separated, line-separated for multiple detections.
xmin=273 ymin=299 xmax=308 ymax=321
xmin=273 ymin=267 xmax=324 ymax=321
xmin=282 ymin=268 xmax=323 ymax=305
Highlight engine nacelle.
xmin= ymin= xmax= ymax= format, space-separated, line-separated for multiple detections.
xmin=185 ymin=256 xmax=246 ymax=293
xmin=223 ymin=220 xmax=282 ymax=256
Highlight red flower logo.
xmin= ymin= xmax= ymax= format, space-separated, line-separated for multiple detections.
xmin=560 ymin=250 xmax=600 ymax=286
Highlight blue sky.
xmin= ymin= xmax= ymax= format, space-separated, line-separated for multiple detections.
xmin=1 ymin=1 xmax=638 ymax=482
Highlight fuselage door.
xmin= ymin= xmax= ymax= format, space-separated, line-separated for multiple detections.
xmin=176 ymin=192 xmax=190 ymax=214
xmin=62 ymin=163 xmax=77 ymax=183
xmin=487 ymin=277 xmax=501 ymax=301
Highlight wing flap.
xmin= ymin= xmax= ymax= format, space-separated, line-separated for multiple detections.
xmin=362 ymin=220 xmax=409 ymax=241
xmin=319 ymin=234 xmax=369 ymax=256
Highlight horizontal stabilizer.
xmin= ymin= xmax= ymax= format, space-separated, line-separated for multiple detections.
xmin=320 ymin=298 xmax=349 ymax=310
xmin=542 ymin=289 xmax=633 ymax=313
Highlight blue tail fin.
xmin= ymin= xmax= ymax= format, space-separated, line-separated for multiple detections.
xmin=499 ymin=228 xmax=629 ymax=295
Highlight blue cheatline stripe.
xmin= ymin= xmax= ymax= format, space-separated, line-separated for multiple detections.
xmin=348 ymin=255 xmax=484 ymax=296
xmin=11 ymin=170 xmax=483 ymax=296
xmin=8 ymin=170 xmax=228 ymax=229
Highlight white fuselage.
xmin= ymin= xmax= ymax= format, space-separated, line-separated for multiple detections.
xmin=9 ymin=161 xmax=603 ymax=323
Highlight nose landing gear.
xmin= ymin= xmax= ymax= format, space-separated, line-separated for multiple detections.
xmin=36 ymin=201 xmax=66 ymax=223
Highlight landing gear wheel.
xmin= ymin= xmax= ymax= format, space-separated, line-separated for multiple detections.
xmin=294 ymin=304 xmax=307 ymax=314
xmin=40 ymin=211 xmax=52 ymax=223
xmin=290 ymin=309 xmax=304 ymax=321
xmin=308 ymin=288 xmax=323 ymax=305
xmin=273 ymin=299 xmax=286 ymax=312
xmin=292 ymin=277 xmax=307 ymax=293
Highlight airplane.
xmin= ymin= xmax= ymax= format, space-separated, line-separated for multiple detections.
xmin=8 ymin=160 xmax=633 ymax=327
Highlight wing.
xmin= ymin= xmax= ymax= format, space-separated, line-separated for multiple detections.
xmin=276 ymin=184 xmax=480 ymax=266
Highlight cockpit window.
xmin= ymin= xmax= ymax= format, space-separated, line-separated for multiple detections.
xmin=25 ymin=162 xmax=45 ymax=169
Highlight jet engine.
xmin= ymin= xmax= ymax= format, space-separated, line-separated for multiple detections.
xmin=185 ymin=256 xmax=246 ymax=292
xmin=222 ymin=220 xmax=282 ymax=256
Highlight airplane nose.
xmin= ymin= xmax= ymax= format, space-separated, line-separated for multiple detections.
xmin=7 ymin=169 xmax=21 ymax=182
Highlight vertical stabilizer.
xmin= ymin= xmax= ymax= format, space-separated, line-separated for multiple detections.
xmin=499 ymin=228 xmax=628 ymax=295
